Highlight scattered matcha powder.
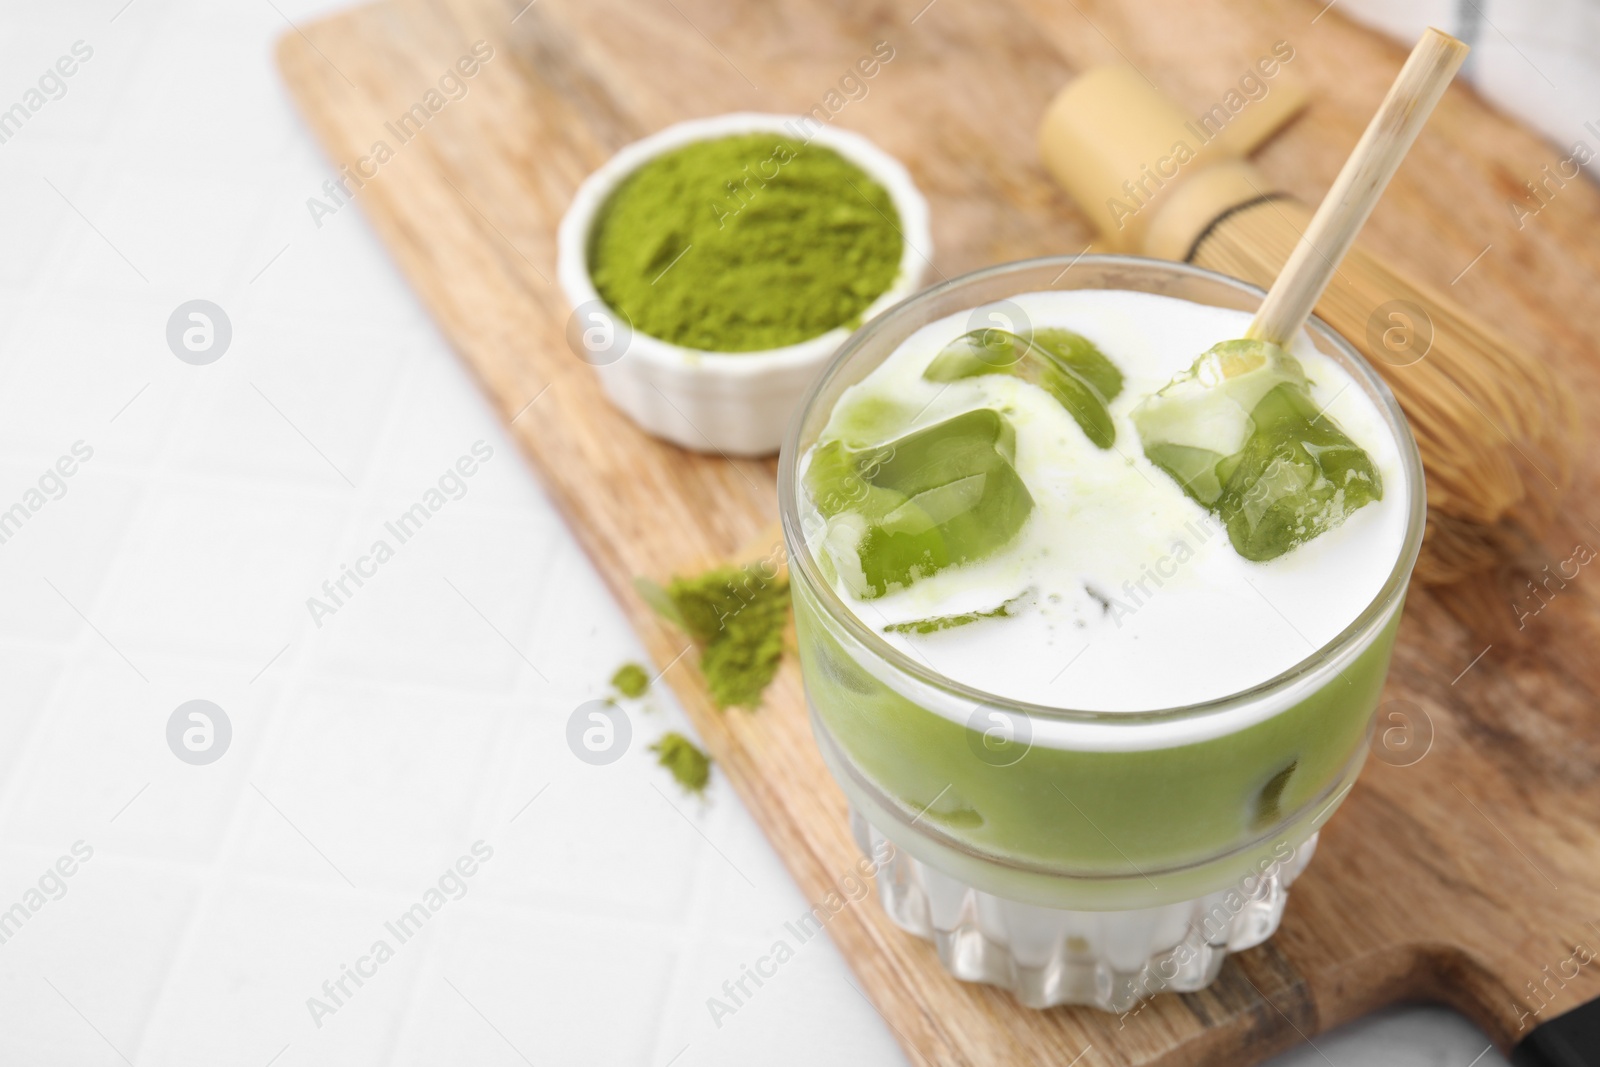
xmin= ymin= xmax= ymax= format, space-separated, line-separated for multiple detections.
xmin=637 ymin=560 xmax=791 ymax=710
xmin=610 ymin=662 xmax=651 ymax=699
xmin=651 ymin=731 xmax=713 ymax=796
xmin=587 ymin=133 xmax=903 ymax=352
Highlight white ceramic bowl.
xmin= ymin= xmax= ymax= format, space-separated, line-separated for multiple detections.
xmin=556 ymin=113 xmax=933 ymax=457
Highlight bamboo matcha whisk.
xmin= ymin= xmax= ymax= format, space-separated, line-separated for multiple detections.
xmin=1039 ymin=35 xmax=1573 ymax=584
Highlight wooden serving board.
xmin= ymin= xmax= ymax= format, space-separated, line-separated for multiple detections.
xmin=277 ymin=1 xmax=1600 ymax=1062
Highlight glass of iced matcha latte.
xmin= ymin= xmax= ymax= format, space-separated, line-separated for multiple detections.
xmin=778 ymin=256 xmax=1425 ymax=1012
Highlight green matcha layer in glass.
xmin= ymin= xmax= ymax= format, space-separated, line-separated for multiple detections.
xmin=778 ymin=257 xmax=1424 ymax=1010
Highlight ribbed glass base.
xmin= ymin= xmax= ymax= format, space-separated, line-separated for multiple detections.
xmin=852 ymin=809 xmax=1316 ymax=1012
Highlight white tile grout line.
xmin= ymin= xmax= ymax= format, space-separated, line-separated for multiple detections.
xmin=640 ymin=742 xmax=746 ymax=1064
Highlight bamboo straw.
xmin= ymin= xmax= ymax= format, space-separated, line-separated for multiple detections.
xmin=1247 ymin=29 xmax=1469 ymax=346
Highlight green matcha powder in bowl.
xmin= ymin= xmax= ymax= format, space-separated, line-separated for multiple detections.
xmin=557 ymin=113 xmax=932 ymax=456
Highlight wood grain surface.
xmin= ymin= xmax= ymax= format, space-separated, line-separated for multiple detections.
xmin=276 ymin=1 xmax=1600 ymax=1062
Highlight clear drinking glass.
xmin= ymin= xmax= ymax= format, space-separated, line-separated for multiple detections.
xmin=778 ymin=256 xmax=1426 ymax=1012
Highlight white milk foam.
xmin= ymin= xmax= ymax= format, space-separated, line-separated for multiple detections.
xmin=807 ymin=289 xmax=1409 ymax=715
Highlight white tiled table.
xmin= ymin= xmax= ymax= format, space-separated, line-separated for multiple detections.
xmin=0 ymin=2 xmax=1511 ymax=1063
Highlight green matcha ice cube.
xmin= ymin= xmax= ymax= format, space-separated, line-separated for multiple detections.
xmin=881 ymin=588 xmax=1032 ymax=635
xmin=1131 ymin=339 xmax=1382 ymax=562
xmin=805 ymin=408 xmax=1034 ymax=598
xmin=923 ymin=328 xmax=1123 ymax=449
